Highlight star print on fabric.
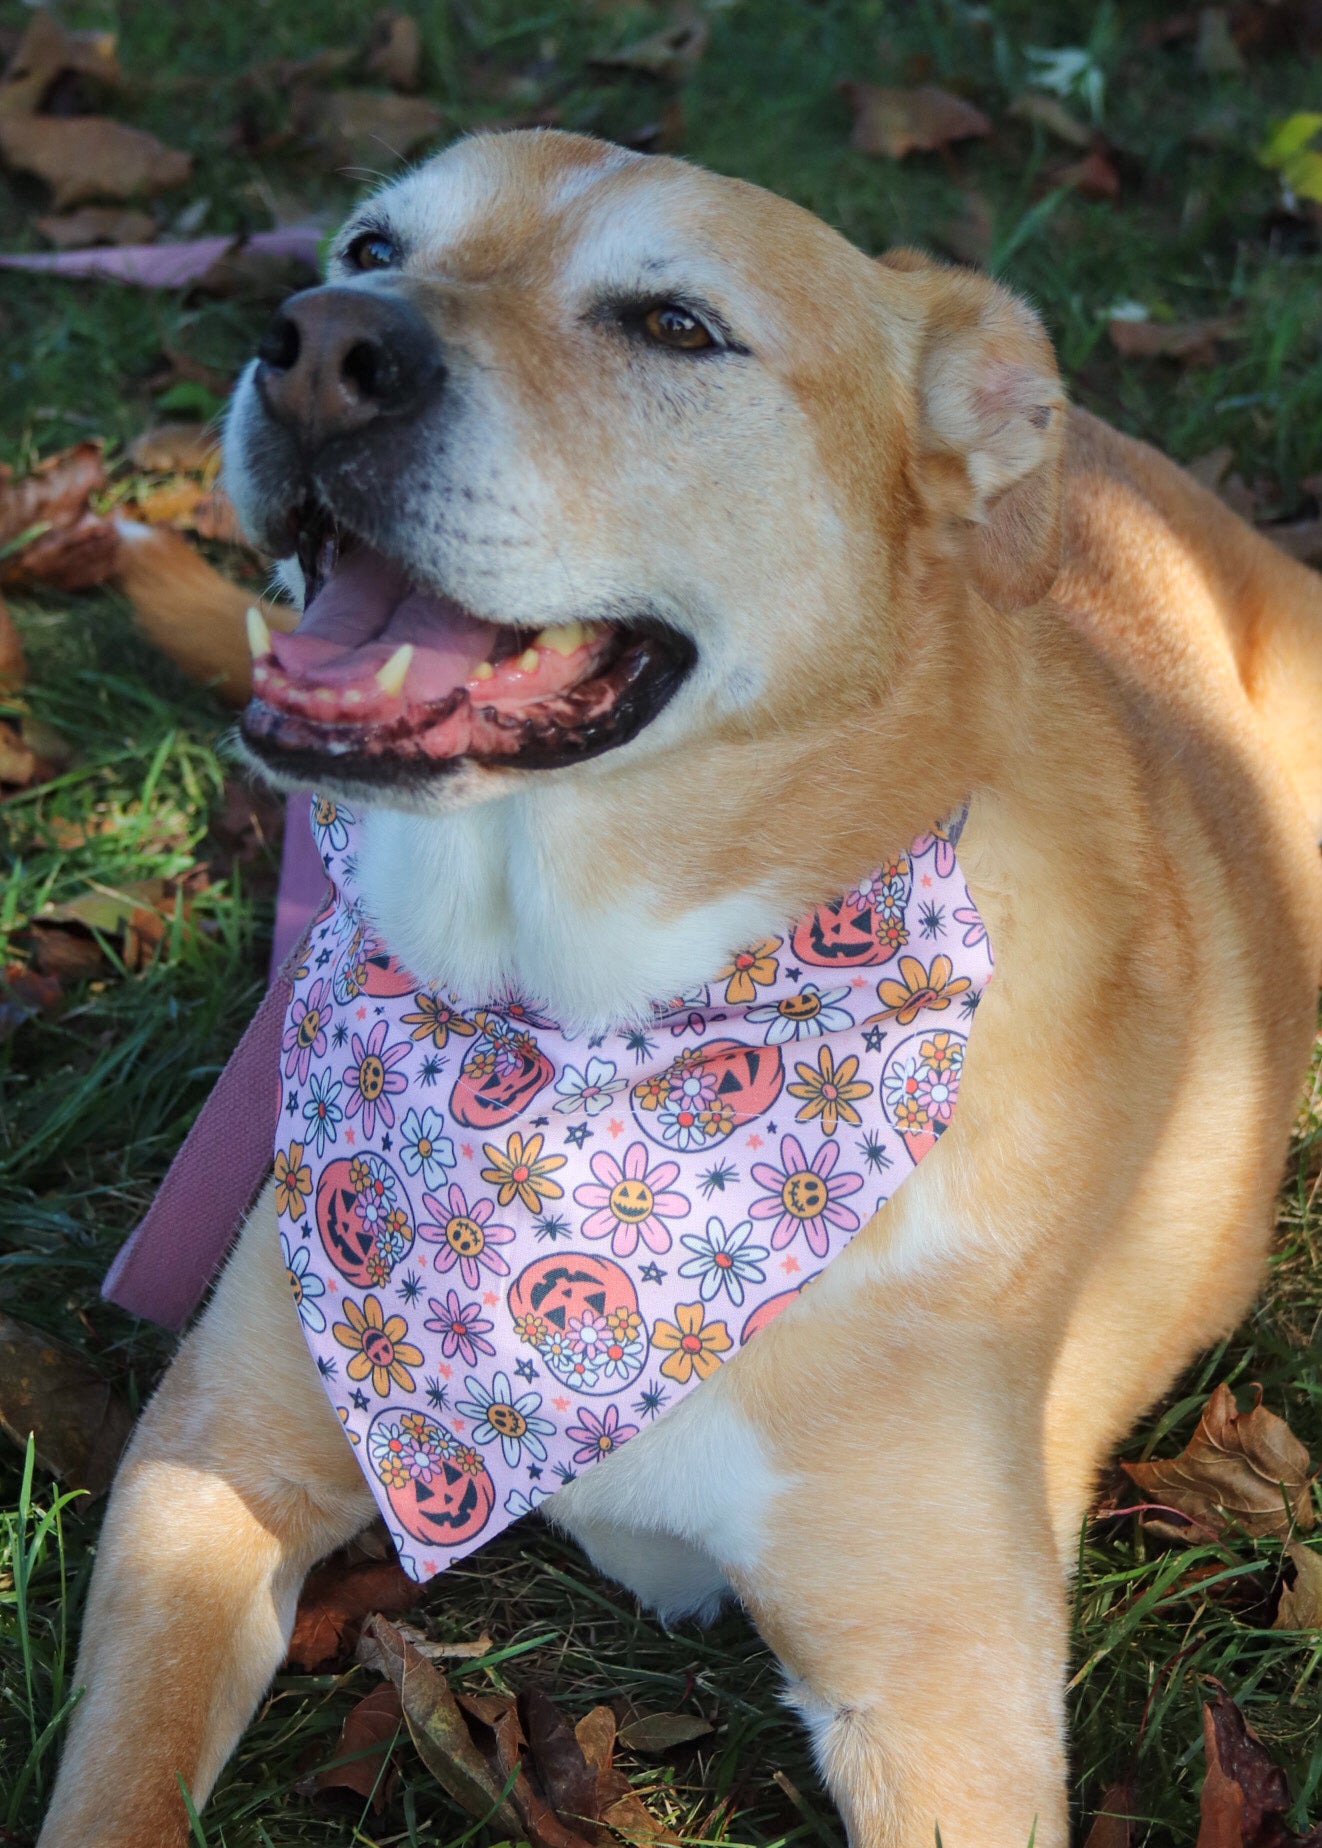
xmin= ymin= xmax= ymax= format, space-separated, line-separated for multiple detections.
xmin=745 ymin=1133 xmax=763 ymax=1149
xmin=461 ymin=1142 xmax=474 ymax=1160
xmin=921 ymin=873 xmax=932 ymax=888
xmin=374 ymin=1005 xmax=385 ymax=1017
xmin=483 ymin=1290 xmax=498 ymax=1306
xmin=344 ymin=1128 xmax=356 ymax=1146
xmin=640 ymin=1262 xmax=666 ymax=1284
xmin=607 ymin=1117 xmax=625 ymax=1138
xmin=316 ymin=949 xmax=332 ymax=968
xmin=351 ymin=1388 xmax=370 ymax=1411
xmin=300 ymin=1220 xmax=312 ymax=1239
xmin=515 ymin=1359 xmax=538 ymax=1383
xmin=780 ymin=1255 xmax=800 ymax=1274
xmin=355 ymin=1005 xmax=367 ymax=1020
xmin=527 ymin=1464 xmax=542 ymax=1479
xmin=863 ymin=1025 xmax=887 ymax=1053
xmin=565 ymin=1123 xmax=592 ymax=1148
xmin=784 ymin=966 xmax=801 ymax=982
xmin=851 ymin=975 xmax=866 ymax=987
xmin=285 ymin=1091 xmax=299 ymax=1115
xmin=552 ymin=1395 xmax=571 ymax=1412
xmin=765 ymin=1121 xmax=777 ymax=1135
xmin=531 ymin=1116 xmax=550 ymax=1129
xmin=380 ymin=1132 xmax=393 ymax=1152
xmin=588 ymin=1033 xmax=607 ymax=1049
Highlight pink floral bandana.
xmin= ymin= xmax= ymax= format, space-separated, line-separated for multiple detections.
xmin=278 ymin=798 xmax=993 ymax=1581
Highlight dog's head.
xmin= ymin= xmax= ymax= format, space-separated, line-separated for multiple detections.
xmin=225 ymin=130 xmax=1065 ymax=821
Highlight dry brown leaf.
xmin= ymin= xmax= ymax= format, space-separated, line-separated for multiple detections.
xmin=0 ymin=962 xmax=63 ymax=1040
xmin=29 ymin=925 xmax=106 ymax=982
xmin=393 ymin=1622 xmax=495 ymax=1661
xmin=617 ymin=1713 xmax=713 ymax=1754
xmin=0 ymin=595 xmax=24 ymax=690
xmin=316 ymin=1683 xmax=403 ymax=1808
xmin=0 ymin=113 xmax=191 ymax=209
xmin=1274 ymin=1542 xmax=1322 ymax=1630
xmin=1121 ymin=1382 xmax=1316 ymax=1543
xmin=300 ymin=89 xmax=441 ymax=166
xmin=0 ymin=1310 xmax=134 ymax=1495
xmin=523 ymin=1687 xmax=602 ymax=1840
xmin=1108 ymin=316 xmax=1242 ymax=367
xmin=1052 ymin=146 xmax=1121 ymax=202
xmin=128 ymin=421 xmax=220 ymax=474
xmin=113 ymin=521 xmax=290 ymax=704
xmin=0 ymin=11 xmax=120 ymax=120
xmin=1082 ymin=1784 xmax=1135 ymax=1848
xmin=1008 ymin=91 xmax=1094 ymax=148
xmin=357 ymin=1613 xmax=523 ymax=1833
xmin=840 ymin=82 xmax=992 ymax=159
xmin=365 ymin=11 xmax=423 ymax=92
xmin=0 ymin=441 xmax=105 ymax=551
xmin=0 ymin=512 xmax=118 ymax=591
xmin=1197 ymin=1691 xmax=1297 ymax=1847
xmin=574 ymin=1706 xmax=618 ymax=1775
xmin=594 ymin=13 xmax=709 ymax=80
xmin=35 ymin=205 xmax=155 ymax=247
xmin=286 ymin=1556 xmax=421 ymax=1671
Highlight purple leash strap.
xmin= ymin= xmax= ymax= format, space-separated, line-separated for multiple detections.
xmin=102 ymin=796 xmax=325 ymax=1330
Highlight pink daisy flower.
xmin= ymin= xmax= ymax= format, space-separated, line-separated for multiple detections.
xmin=573 ymin=1141 xmax=690 ymax=1257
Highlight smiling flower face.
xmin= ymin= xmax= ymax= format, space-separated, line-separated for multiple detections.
xmin=749 ymin=1134 xmax=864 ymax=1257
xmin=573 ymin=1141 xmax=690 ymax=1256
xmin=332 ymin=1294 xmax=424 ymax=1396
xmin=455 ymin=1371 xmax=556 ymax=1468
xmin=417 ymin=1182 xmax=515 ymax=1290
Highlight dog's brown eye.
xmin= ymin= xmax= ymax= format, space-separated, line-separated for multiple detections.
xmin=642 ymin=304 xmax=714 ymax=351
xmin=347 ymin=232 xmax=398 ymax=272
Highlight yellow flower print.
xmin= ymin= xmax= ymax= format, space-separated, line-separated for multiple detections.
xmin=480 ymin=1131 xmax=566 ymax=1213
xmin=717 ymin=937 xmax=782 ymax=1006
xmin=274 ymin=1142 xmax=312 ymax=1219
xmin=874 ymin=954 xmax=970 ymax=1026
xmin=651 ymin=1301 xmax=733 ymax=1384
xmin=332 ymin=1294 xmax=424 ymax=1397
xmin=401 ymin=991 xmax=477 ymax=1049
xmin=786 ymin=1045 xmax=872 ymax=1137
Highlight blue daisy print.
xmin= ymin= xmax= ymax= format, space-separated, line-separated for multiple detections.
xmin=456 ymin=1371 xmax=556 ymax=1469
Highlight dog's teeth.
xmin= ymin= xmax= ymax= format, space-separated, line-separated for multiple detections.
xmin=471 ymin=661 xmax=494 ymax=681
xmin=517 ymin=647 xmax=540 ymax=672
xmin=375 ymin=643 xmax=414 ymax=697
xmin=534 ymin=621 xmax=602 ymax=656
xmin=245 ymin=605 xmax=272 ymax=659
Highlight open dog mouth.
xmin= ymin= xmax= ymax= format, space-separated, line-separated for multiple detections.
xmin=240 ymin=505 xmax=697 ymax=784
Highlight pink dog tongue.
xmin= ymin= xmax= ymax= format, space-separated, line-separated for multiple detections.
xmin=270 ymin=545 xmax=498 ymax=700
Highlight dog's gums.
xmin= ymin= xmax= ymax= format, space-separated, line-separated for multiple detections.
xmin=239 ymin=512 xmax=697 ymax=783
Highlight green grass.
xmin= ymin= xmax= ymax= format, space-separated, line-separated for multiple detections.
xmin=3 ymin=0 xmax=1322 ymax=1842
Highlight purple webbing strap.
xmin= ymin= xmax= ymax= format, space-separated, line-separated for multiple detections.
xmin=102 ymin=797 xmax=326 ymax=1329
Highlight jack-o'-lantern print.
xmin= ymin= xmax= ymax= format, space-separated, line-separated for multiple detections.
xmin=279 ymin=793 xmax=992 ymax=1583
xmin=316 ymin=1151 xmax=415 ymax=1287
xmin=367 ymin=1409 xmax=494 ymax=1548
xmin=880 ymin=1029 xmax=967 ymax=1164
xmin=450 ymin=1011 xmax=554 ymax=1130
xmin=508 ymin=1253 xmax=647 ymax=1394
xmin=632 ymin=1039 xmax=783 ymax=1151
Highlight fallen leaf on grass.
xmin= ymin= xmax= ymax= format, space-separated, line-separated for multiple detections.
xmin=357 ymin=1612 xmax=523 ymax=1833
xmin=0 ymin=1310 xmax=134 ymax=1494
xmin=0 ymin=11 xmax=120 ymax=121
xmin=0 ymin=441 xmax=105 ymax=550
xmin=286 ymin=1556 xmax=421 ymax=1671
xmin=0 ymin=595 xmax=24 ymax=689
xmin=113 ymin=521 xmax=290 ymax=704
xmin=839 ymin=82 xmax=992 ymax=158
xmin=1196 ymin=1689 xmax=1322 ymax=1846
xmin=29 ymin=925 xmax=106 ymax=982
xmin=1121 ymin=1382 xmax=1316 ymax=1543
xmin=0 ymin=963 xmax=63 ymax=1040
xmin=393 ymin=1621 xmax=495 ymax=1661
xmin=298 ymin=90 xmax=441 ymax=166
xmin=1108 ymin=315 xmax=1242 ymax=366
xmin=1081 ymin=1782 xmax=1135 ymax=1848
xmin=593 ymin=13 xmax=709 ymax=80
xmin=1274 ymin=1542 xmax=1322 ymax=1630
xmin=0 ymin=225 xmax=321 ymax=290
xmin=35 ymin=204 xmax=155 ymax=247
xmin=524 ymin=1686 xmax=602 ymax=1838
xmin=1008 ymin=90 xmax=1094 ymax=147
xmin=616 ymin=1714 xmax=713 ymax=1754
xmin=0 ymin=512 xmax=118 ymax=591
xmin=128 ymin=421 xmax=220 ymax=474
xmin=0 ymin=114 xmax=190 ymax=209
xmin=365 ymin=11 xmax=423 ymax=92
xmin=316 ymin=1683 xmax=403 ymax=1808
xmin=42 ymin=874 xmax=199 ymax=969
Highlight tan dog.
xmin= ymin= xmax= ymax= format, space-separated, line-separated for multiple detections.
xmin=40 ymin=130 xmax=1322 ymax=1848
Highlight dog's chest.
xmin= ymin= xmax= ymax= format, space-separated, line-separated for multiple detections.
xmin=276 ymin=798 xmax=992 ymax=1580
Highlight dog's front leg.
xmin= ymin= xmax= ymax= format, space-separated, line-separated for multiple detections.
xmin=39 ymin=1184 xmax=377 ymax=1848
xmin=725 ymin=1282 xmax=1069 ymax=1848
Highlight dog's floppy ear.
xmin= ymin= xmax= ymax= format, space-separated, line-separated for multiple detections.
xmin=882 ymin=253 xmax=1067 ymax=612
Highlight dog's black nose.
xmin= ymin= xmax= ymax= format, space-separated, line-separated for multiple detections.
xmin=255 ymin=286 xmax=445 ymax=447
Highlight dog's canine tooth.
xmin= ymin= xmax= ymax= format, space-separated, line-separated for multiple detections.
xmin=470 ymin=661 xmax=495 ymax=681
xmin=245 ymin=605 xmax=272 ymax=660
xmin=375 ymin=643 xmax=414 ymax=697
xmin=536 ymin=622 xmax=588 ymax=656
